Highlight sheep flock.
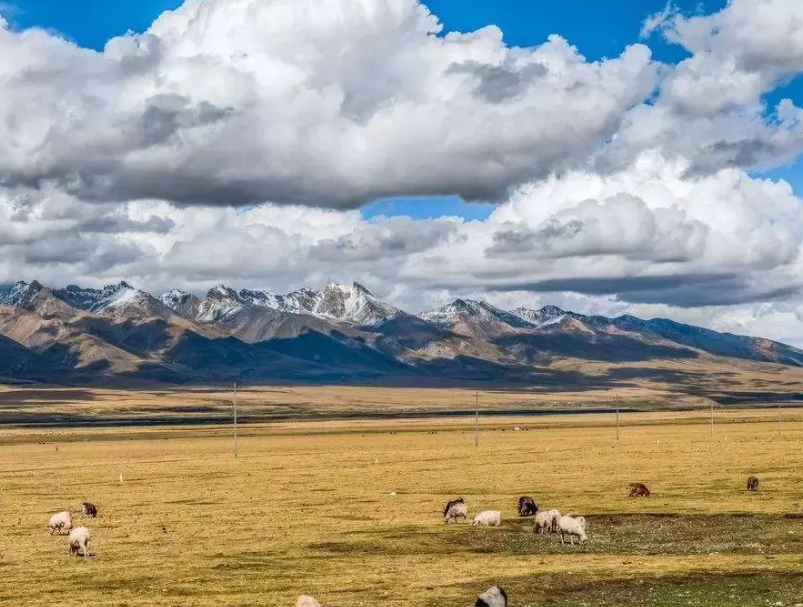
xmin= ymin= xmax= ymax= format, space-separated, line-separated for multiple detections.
xmin=14 ymin=474 xmax=765 ymax=604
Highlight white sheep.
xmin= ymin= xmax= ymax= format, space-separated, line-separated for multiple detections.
xmin=48 ymin=511 xmax=73 ymax=535
xmin=547 ymin=509 xmax=562 ymax=533
xmin=475 ymin=585 xmax=508 ymax=607
xmin=557 ymin=515 xmax=587 ymax=545
xmin=472 ymin=510 xmax=501 ymax=526
xmin=296 ymin=596 xmax=321 ymax=607
xmin=68 ymin=526 xmax=91 ymax=557
xmin=443 ymin=498 xmax=468 ymax=524
xmin=533 ymin=511 xmax=552 ymax=534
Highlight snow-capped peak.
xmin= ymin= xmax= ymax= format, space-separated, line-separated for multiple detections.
xmin=422 ymin=299 xmax=526 ymax=326
xmin=207 ymin=284 xmax=240 ymax=302
xmin=158 ymin=289 xmax=202 ymax=320
xmin=159 ymin=289 xmax=191 ymax=307
xmin=313 ymin=282 xmax=396 ymax=325
xmin=51 ymin=281 xmax=174 ymax=320
xmin=54 ymin=281 xmax=137 ymax=313
xmin=185 ymin=281 xmax=398 ymax=325
xmin=0 ymin=280 xmax=45 ymax=308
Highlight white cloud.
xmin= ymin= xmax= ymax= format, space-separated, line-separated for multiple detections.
xmin=0 ymin=0 xmax=657 ymax=208
xmin=650 ymin=0 xmax=803 ymax=114
xmin=640 ymin=2 xmax=680 ymax=39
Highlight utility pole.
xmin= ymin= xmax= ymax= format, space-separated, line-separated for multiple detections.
xmin=474 ymin=390 xmax=480 ymax=448
xmin=710 ymin=401 xmax=714 ymax=439
xmin=778 ymin=402 xmax=782 ymax=437
xmin=616 ymin=407 xmax=620 ymax=441
xmin=233 ymin=382 xmax=238 ymax=458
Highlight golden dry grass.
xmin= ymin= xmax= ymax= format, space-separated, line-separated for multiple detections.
xmin=2 ymin=403 xmax=803 ymax=606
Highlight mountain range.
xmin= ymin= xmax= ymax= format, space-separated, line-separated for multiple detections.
xmin=1 ymin=279 xmax=802 ymax=394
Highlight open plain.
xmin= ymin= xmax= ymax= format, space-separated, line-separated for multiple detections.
xmin=1 ymin=388 xmax=803 ymax=606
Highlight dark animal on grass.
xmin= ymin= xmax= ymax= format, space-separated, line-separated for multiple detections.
xmin=517 ymin=496 xmax=538 ymax=517
xmin=629 ymin=483 xmax=651 ymax=497
xmin=81 ymin=502 xmax=98 ymax=518
xmin=747 ymin=476 xmax=760 ymax=492
xmin=475 ymin=586 xmax=508 ymax=607
xmin=443 ymin=497 xmax=468 ymax=524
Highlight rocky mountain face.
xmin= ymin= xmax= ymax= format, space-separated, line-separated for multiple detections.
xmin=1 ymin=279 xmax=802 ymax=386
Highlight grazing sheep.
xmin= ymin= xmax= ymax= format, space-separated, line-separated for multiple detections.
xmin=629 ymin=483 xmax=651 ymax=497
xmin=517 ymin=496 xmax=538 ymax=517
xmin=81 ymin=502 xmax=98 ymax=518
xmin=547 ymin=509 xmax=562 ymax=533
xmin=747 ymin=476 xmax=760 ymax=492
xmin=475 ymin=586 xmax=508 ymax=607
xmin=68 ymin=526 xmax=91 ymax=557
xmin=296 ymin=596 xmax=321 ymax=607
xmin=48 ymin=511 xmax=73 ymax=535
xmin=557 ymin=515 xmax=587 ymax=545
xmin=472 ymin=510 xmax=501 ymax=527
xmin=533 ymin=511 xmax=552 ymax=534
xmin=443 ymin=497 xmax=468 ymax=524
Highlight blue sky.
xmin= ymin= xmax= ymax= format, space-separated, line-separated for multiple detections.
xmin=9 ymin=0 xmax=803 ymax=216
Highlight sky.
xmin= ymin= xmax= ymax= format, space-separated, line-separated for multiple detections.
xmin=3 ymin=0 xmax=803 ymax=345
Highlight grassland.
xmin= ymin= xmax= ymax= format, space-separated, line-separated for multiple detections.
xmin=3 ymin=375 xmax=803 ymax=428
xmin=2 ymin=396 xmax=803 ymax=606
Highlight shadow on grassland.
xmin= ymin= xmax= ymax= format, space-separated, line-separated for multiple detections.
xmin=443 ymin=572 xmax=803 ymax=607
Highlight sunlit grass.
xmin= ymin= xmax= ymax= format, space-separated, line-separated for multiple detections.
xmin=1 ymin=406 xmax=802 ymax=605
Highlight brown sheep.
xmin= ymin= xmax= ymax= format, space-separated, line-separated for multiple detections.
xmin=628 ymin=483 xmax=651 ymax=497
xmin=517 ymin=496 xmax=538 ymax=517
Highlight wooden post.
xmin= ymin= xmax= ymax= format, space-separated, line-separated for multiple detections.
xmin=233 ymin=382 xmax=238 ymax=458
xmin=474 ymin=390 xmax=479 ymax=448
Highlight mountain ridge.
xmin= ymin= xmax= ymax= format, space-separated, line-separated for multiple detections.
xmin=1 ymin=279 xmax=801 ymax=388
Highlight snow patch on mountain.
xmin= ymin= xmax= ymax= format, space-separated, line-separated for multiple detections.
xmin=512 ymin=306 xmax=567 ymax=327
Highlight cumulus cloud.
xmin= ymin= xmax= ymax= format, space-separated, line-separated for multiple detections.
xmin=487 ymin=194 xmax=709 ymax=262
xmin=599 ymin=0 xmax=803 ymax=176
xmin=0 ymin=0 xmax=657 ymax=208
xmin=658 ymin=0 xmax=803 ymax=113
